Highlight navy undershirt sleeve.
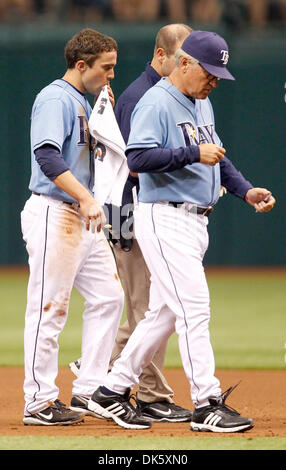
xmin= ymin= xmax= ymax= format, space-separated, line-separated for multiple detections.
xmin=126 ymin=146 xmax=200 ymax=173
xmin=220 ymin=157 xmax=253 ymax=200
xmin=127 ymin=147 xmax=252 ymax=200
xmin=34 ymin=144 xmax=69 ymax=180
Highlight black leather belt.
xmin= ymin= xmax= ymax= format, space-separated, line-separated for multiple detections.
xmin=32 ymin=192 xmax=74 ymax=205
xmin=168 ymin=202 xmax=214 ymax=217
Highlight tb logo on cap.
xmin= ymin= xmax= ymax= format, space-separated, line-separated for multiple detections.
xmin=221 ymin=50 xmax=229 ymax=65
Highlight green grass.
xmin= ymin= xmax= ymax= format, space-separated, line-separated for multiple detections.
xmin=209 ymin=273 xmax=286 ymax=369
xmin=1 ymin=268 xmax=286 ymax=369
xmin=157 ymin=269 xmax=286 ymax=370
xmin=1 ymin=436 xmax=286 ymax=450
xmin=1 ymin=267 xmax=286 ymax=451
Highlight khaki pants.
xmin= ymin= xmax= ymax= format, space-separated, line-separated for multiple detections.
xmin=110 ymin=238 xmax=174 ymax=403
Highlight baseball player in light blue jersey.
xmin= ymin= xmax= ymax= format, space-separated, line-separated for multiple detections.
xmin=20 ymin=29 xmax=128 ymax=426
xmin=29 ymin=79 xmax=94 ymax=202
xmin=128 ymin=82 xmax=222 ymax=206
xmin=88 ymin=31 xmax=275 ymax=432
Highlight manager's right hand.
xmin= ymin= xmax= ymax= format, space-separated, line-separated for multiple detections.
xmin=199 ymin=143 xmax=226 ymax=166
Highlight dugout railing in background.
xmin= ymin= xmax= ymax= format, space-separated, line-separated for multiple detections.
xmin=0 ymin=23 xmax=285 ymax=265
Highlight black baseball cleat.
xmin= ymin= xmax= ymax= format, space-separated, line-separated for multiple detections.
xmin=136 ymin=398 xmax=193 ymax=422
xmin=88 ymin=387 xmax=152 ymax=429
xmin=23 ymin=399 xmax=84 ymax=426
xmin=190 ymin=384 xmax=254 ymax=433
xmin=69 ymin=358 xmax=81 ymax=377
xmin=70 ymin=395 xmax=104 ymax=419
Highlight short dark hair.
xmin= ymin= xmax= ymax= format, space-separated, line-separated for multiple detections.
xmin=154 ymin=24 xmax=193 ymax=57
xmin=65 ymin=28 xmax=117 ymax=69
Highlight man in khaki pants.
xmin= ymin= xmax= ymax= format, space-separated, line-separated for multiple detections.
xmin=70 ymin=24 xmax=193 ymax=422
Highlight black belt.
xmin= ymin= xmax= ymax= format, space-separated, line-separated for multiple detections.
xmin=32 ymin=192 xmax=74 ymax=205
xmin=168 ymin=202 xmax=214 ymax=217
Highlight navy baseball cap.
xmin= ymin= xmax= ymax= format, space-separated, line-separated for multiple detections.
xmin=181 ymin=31 xmax=235 ymax=80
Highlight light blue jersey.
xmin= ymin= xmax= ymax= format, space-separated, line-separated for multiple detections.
xmin=127 ymin=78 xmax=222 ymax=206
xmin=29 ymin=79 xmax=93 ymax=203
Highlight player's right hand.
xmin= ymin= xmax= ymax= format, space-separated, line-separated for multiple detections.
xmin=79 ymin=197 xmax=107 ymax=233
xmin=199 ymin=143 xmax=226 ymax=166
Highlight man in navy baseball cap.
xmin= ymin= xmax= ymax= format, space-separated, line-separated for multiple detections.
xmin=181 ymin=30 xmax=235 ymax=80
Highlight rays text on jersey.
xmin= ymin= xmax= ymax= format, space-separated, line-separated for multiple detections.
xmin=177 ymin=122 xmax=215 ymax=146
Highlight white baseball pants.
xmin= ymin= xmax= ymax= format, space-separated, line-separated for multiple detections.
xmin=104 ymin=202 xmax=221 ymax=407
xmin=21 ymin=194 xmax=124 ymax=415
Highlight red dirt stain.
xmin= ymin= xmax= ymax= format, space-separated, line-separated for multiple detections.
xmin=43 ymin=303 xmax=51 ymax=312
xmin=56 ymin=309 xmax=67 ymax=317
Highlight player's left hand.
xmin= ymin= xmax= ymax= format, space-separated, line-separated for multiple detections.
xmin=107 ymin=83 xmax=115 ymax=107
xmin=245 ymin=187 xmax=276 ymax=213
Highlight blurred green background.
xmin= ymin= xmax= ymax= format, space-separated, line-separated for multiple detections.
xmin=1 ymin=268 xmax=285 ymax=369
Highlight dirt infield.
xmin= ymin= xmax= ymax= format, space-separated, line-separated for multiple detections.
xmin=1 ymin=367 xmax=286 ymax=438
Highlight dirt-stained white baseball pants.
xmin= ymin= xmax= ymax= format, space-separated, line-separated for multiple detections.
xmin=103 ymin=201 xmax=221 ymax=408
xmin=21 ymin=194 xmax=124 ymax=415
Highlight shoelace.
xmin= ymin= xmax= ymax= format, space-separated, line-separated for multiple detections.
xmin=129 ymin=394 xmax=140 ymax=412
xmin=212 ymin=382 xmax=241 ymax=415
xmin=52 ymin=399 xmax=68 ymax=412
xmin=123 ymin=393 xmax=144 ymax=416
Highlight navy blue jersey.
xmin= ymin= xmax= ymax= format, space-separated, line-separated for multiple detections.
xmin=114 ymin=63 xmax=160 ymax=145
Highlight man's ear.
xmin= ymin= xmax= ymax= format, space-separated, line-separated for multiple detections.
xmin=156 ymin=47 xmax=167 ymax=64
xmin=76 ymin=60 xmax=88 ymax=73
xmin=180 ymin=56 xmax=189 ymax=73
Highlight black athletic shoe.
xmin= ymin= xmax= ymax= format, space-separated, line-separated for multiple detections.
xmin=69 ymin=358 xmax=81 ymax=377
xmin=70 ymin=395 xmax=104 ymax=419
xmin=23 ymin=399 xmax=84 ymax=426
xmin=136 ymin=398 xmax=193 ymax=422
xmin=190 ymin=384 xmax=254 ymax=433
xmin=88 ymin=387 xmax=152 ymax=429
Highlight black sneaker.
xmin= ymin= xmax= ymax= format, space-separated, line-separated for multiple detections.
xmin=23 ymin=399 xmax=84 ymax=426
xmin=136 ymin=398 xmax=193 ymax=422
xmin=69 ymin=358 xmax=81 ymax=377
xmin=88 ymin=387 xmax=152 ymax=429
xmin=70 ymin=395 xmax=104 ymax=419
xmin=190 ymin=384 xmax=254 ymax=433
